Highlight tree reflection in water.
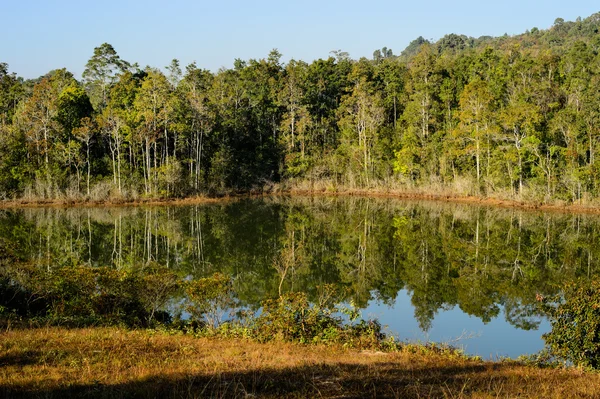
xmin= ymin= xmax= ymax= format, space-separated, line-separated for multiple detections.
xmin=1 ymin=197 xmax=597 ymax=333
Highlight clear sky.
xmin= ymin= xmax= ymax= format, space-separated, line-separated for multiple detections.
xmin=1 ymin=0 xmax=598 ymax=80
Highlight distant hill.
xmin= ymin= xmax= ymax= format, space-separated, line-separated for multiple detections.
xmin=397 ymin=12 xmax=600 ymax=60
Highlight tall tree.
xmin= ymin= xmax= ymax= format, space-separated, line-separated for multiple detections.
xmin=0 ymin=63 xmax=23 ymax=126
xmin=134 ymin=69 xmax=171 ymax=194
xmin=181 ymin=63 xmax=214 ymax=190
xmin=455 ymin=79 xmax=494 ymax=189
xmin=82 ymin=43 xmax=130 ymax=111
xmin=338 ymin=73 xmax=385 ymax=185
xmin=278 ymin=60 xmax=314 ymax=176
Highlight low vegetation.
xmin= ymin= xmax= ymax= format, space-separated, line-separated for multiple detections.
xmin=539 ymin=280 xmax=600 ymax=369
xmin=5 ymin=240 xmax=600 ymax=397
xmin=0 ymin=262 xmax=388 ymax=349
xmin=4 ymin=257 xmax=600 ymax=363
xmin=3 ymin=327 xmax=600 ymax=398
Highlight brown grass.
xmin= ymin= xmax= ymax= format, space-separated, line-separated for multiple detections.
xmin=284 ymin=187 xmax=600 ymax=216
xmin=1 ymin=327 xmax=600 ymax=398
xmin=5 ymin=184 xmax=600 ymax=216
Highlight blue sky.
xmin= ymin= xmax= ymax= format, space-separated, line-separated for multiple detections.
xmin=2 ymin=1 xmax=598 ymax=79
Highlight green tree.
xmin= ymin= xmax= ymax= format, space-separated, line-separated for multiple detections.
xmin=455 ymin=79 xmax=494 ymax=189
xmin=82 ymin=43 xmax=130 ymax=111
xmin=134 ymin=69 xmax=172 ymax=195
xmin=181 ymin=63 xmax=214 ymax=190
xmin=338 ymin=74 xmax=385 ymax=185
xmin=0 ymin=63 xmax=23 ymax=126
xmin=278 ymin=60 xmax=313 ymax=176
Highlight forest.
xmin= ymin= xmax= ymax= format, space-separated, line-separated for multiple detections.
xmin=1 ymin=13 xmax=600 ymax=202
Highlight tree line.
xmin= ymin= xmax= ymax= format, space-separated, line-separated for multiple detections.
xmin=1 ymin=13 xmax=600 ymax=201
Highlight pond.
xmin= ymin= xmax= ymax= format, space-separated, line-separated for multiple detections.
xmin=2 ymin=196 xmax=598 ymax=358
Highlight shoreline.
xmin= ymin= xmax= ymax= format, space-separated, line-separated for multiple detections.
xmin=2 ymin=188 xmax=600 ymax=215
xmin=288 ymin=188 xmax=600 ymax=215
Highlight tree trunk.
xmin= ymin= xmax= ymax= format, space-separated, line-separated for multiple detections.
xmin=86 ymin=141 xmax=90 ymax=196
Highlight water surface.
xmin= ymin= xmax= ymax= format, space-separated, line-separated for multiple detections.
xmin=2 ymin=196 xmax=598 ymax=357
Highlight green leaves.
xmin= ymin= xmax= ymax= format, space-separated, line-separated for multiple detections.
xmin=0 ymin=263 xmax=180 ymax=327
xmin=82 ymin=43 xmax=131 ymax=111
xmin=541 ymin=281 xmax=600 ymax=368
xmin=185 ymin=273 xmax=233 ymax=318
xmin=56 ymin=84 xmax=93 ymax=137
xmin=4 ymin=15 xmax=600 ymax=201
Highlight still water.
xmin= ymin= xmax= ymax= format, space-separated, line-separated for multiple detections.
xmin=2 ymin=196 xmax=598 ymax=358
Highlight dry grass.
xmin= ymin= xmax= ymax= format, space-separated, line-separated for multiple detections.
xmin=7 ymin=178 xmax=600 ymax=216
xmin=1 ymin=327 xmax=600 ymax=398
xmin=284 ymin=185 xmax=600 ymax=216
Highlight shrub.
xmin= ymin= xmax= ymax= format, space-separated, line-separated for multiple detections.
xmin=138 ymin=268 xmax=180 ymax=323
xmin=251 ymin=291 xmax=385 ymax=348
xmin=1 ymin=263 xmax=390 ymax=350
xmin=0 ymin=263 xmax=180 ymax=327
xmin=252 ymin=292 xmax=332 ymax=343
xmin=185 ymin=273 xmax=236 ymax=328
xmin=540 ymin=281 xmax=600 ymax=368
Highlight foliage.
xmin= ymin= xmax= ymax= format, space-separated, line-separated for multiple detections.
xmin=0 ymin=263 xmax=179 ymax=327
xmin=540 ymin=281 xmax=600 ymax=368
xmin=184 ymin=272 xmax=236 ymax=328
xmin=251 ymin=287 xmax=384 ymax=347
xmin=0 ymin=261 xmax=390 ymax=349
xmin=3 ymin=13 xmax=600 ymax=201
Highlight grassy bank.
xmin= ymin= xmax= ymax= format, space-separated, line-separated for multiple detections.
xmin=1 ymin=327 xmax=599 ymax=399
xmin=283 ymin=178 xmax=600 ymax=215
xmin=5 ymin=181 xmax=600 ymax=215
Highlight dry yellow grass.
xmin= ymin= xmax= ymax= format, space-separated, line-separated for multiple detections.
xmin=1 ymin=327 xmax=600 ymax=398
xmin=5 ymin=186 xmax=600 ymax=217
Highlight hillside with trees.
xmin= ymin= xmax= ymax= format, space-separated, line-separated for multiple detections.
xmin=1 ymin=13 xmax=600 ymax=202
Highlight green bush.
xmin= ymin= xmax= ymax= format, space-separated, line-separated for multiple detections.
xmin=541 ymin=281 xmax=600 ymax=368
xmin=1 ymin=263 xmax=390 ymax=350
xmin=251 ymin=291 xmax=385 ymax=348
xmin=185 ymin=273 xmax=236 ymax=328
xmin=252 ymin=292 xmax=335 ymax=343
xmin=0 ymin=263 xmax=180 ymax=327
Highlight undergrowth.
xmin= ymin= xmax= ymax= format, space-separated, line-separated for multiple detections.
xmin=0 ymin=260 xmax=407 ymax=352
